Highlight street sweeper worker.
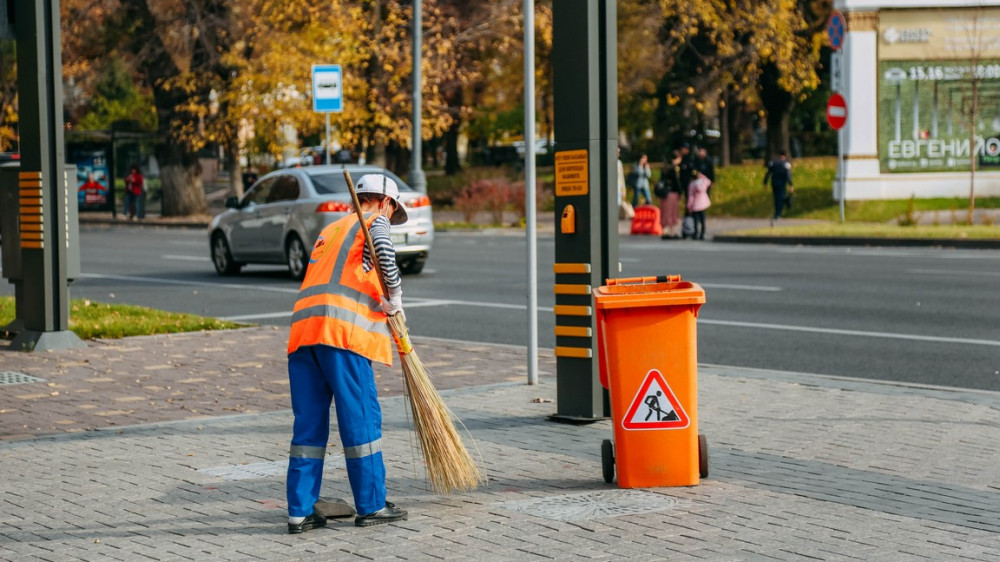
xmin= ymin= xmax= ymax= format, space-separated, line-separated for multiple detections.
xmin=284 ymin=173 xmax=409 ymax=534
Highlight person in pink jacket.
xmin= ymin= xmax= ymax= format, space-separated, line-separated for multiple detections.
xmin=686 ymin=169 xmax=712 ymax=240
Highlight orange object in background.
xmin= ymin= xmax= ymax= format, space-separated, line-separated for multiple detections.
xmin=594 ymin=276 xmax=707 ymax=488
xmin=629 ymin=204 xmax=662 ymax=236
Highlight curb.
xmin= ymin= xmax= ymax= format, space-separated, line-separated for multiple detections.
xmin=711 ymin=234 xmax=1000 ymax=249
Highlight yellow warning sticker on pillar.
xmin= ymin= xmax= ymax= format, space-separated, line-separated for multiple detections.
xmin=554 ymin=150 xmax=588 ymax=196
xmin=621 ymin=369 xmax=690 ymax=431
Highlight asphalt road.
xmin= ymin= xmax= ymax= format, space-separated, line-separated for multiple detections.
xmin=3 ymin=226 xmax=999 ymax=391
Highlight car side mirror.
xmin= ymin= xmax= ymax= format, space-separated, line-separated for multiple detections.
xmin=225 ymin=196 xmax=239 ymax=209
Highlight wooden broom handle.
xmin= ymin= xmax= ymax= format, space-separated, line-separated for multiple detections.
xmin=343 ymin=170 xmax=391 ymax=297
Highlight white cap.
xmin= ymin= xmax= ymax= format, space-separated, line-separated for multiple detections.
xmin=355 ymin=173 xmax=408 ymax=225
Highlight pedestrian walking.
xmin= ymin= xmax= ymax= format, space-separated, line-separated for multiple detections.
xmin=763 ymin=151 xmax=794 ymax=225
xmin=617 ymin=147 xmax=633 ymax=219
xmin=631 ymin=154 xmax=652 ymax=207
xmin=285 ymin=173 xmax=409 ymax=534
xmin=687 ymin=169 xmax=712 ymax=240
xmin=657 ymin=150 xmax=684 ymax=239
xmin=124 ymin=165 xmax=144 ymax=221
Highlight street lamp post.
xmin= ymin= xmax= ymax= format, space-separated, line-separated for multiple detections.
xmin=409 ymin=0 xmax=427 ymax=193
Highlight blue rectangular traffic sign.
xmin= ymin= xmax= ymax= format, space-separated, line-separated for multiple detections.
xmin=312 ymin=64 xmax=343 ymax=113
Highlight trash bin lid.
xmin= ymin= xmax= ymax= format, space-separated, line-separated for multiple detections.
xmin=593 ymin=275 xmax=705 ymax=309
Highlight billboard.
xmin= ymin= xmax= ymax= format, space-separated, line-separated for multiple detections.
xmin=878 ymin=7 xmax=1000 ymax=174
xmin=75 ymin=150 xmax=111 ymax=209
xmin=878 ymin=59 xmax=1000 ymax=173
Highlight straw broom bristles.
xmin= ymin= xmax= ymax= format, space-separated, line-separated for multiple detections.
xmin=341 ymin=169 xmax=482 ymax=494
xmin=387 ymin=313 xmax=484 ymax=494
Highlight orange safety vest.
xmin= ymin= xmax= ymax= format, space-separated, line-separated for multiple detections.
xmin=287 ymin=213 xmax=392 ymax=365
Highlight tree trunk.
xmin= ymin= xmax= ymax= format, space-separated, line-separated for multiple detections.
xmin=157 ymin=142 xmax=207 ymax=216
xmin=969 ymin=80 xmax=977 ymax=218
xmin=761 ymin=63 xmax=793 ymax=161
xmin=728 ymin=101 xmax=747 ymax=165
xmin=720 ymin=91 xmax=731 ymax=167
xmin=371 ymin=137 xmax=387 ymax=168
xmin=227 ymin=135 xmax=243 ymax=199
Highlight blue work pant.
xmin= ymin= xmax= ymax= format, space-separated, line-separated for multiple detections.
xmin=287 ymin=345 xmax=386 ymax=517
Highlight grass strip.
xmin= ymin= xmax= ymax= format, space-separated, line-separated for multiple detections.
xmin=0 ymin=297 xmax=246 ymax=340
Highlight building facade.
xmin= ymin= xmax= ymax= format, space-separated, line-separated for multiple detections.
xmin=837 ymin=0 xmax=1000 ymax=198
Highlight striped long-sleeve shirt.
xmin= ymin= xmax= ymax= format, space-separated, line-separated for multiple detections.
xmin=362 ymin=214 xmax=402 ymax=290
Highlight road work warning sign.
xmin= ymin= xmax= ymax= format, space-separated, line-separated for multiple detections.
xmin=621 ymin=369 xmax=690 ymax=430
xmin=555 ymin=150 xmax=588 ymax=196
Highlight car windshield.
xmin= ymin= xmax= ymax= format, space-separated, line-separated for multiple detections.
xmin=310 ymin=170 xmax=413 ymax=195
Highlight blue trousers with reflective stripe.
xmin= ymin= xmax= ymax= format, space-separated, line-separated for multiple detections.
xmin=287 ymin=345 xmax=386 ymax=517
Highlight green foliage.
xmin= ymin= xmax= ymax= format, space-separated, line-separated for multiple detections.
xmin=76 ymin=55 xmax=157 ymax=132
xmin=711 ymin=157 xmax=836 ymax=218
xmin=0 ymin=297 xmax=245 ymax=340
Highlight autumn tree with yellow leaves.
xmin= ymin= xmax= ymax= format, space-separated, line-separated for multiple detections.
xmin=655 ymin=0 xmax=831 ymax=160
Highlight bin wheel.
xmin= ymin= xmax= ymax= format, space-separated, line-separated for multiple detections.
xmin=601 ymin=439 xmax=615 ymax=483
xmin=698 ymin=434 xmax=709 ymax=479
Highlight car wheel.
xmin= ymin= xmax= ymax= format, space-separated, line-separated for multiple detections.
xmin=399 ymin=257 xmax=426 ymax=275
xmin=211 ymin=233 xmax=242 ymax=276
xmin=286 ymin=234 xmax=308 ymax=281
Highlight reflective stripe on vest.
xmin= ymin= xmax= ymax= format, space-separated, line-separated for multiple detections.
xmin=287 ymin=214 xmax=391 ymax=364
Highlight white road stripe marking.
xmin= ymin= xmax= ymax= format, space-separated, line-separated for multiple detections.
xmin=699 ymin=319 xmax=1000 ymax=347
xmin=908 ymin=268 xmax=1000 ymax=277
xmin=700 ymin=283 xmax=781 ymax=292
xmin=78 ymin=273 xmax=300 ymax=294
xmin=221 ymin=311 xmax=293 ymax=321
xmin=162 ymin=254 xmax=211 ymax=262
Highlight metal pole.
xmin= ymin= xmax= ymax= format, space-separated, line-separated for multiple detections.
xmin=325 ymin=112 xmax=331 ymax=165
xmin=839 ymin=126 xmax=845 ymax=223
xmin=409 ymin=0 xmax=427 ymax=192
xmin=525 ymin=0 xmax=538 ymax=385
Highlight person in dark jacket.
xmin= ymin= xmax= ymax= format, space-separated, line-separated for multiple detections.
xmin=763 ymin=151 xmax=794 ymax=225
xmin=657 ymin=150 xmax=685 ymax=239
xmin=692 ymin=147 xmax=715 ymax=184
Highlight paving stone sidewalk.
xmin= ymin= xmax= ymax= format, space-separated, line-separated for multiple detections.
xmin=1 ymin=330 xmax=999 ymax=560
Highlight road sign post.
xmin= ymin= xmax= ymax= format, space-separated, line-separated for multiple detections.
xmin=827 ymin=11 xmax=846 ymax=223
xmin=827 ymin=93 xmax=848 ymax=223
xmin=828 ymin=11 xmax=845 ymax=51
xmin=312 ymin=64 xmax=343 ymax=165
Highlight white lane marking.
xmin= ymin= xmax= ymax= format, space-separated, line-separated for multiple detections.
xmin=162 ymin=254 xmax=211 ymax=262
xmin=222 ymin=311 xmax=293 ymax=321
xmin=908 ymin=268 xmax=1000 ymax=277
xmin=699 ymin=319 xmax=1000 ymax=347
xmin=78 ymin=273 xmax=300 ymax=294
xmin=700 ymin=283 xmax=781 ymax=292
xmin=218 ymin=298 xmax=557 ymax=321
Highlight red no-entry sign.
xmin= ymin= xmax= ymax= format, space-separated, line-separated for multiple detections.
xmin=827 ymin=94 xmax=848 ymax=130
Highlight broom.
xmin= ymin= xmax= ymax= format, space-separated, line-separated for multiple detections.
xmin=344 ymin=170 xmax=483 ymax=494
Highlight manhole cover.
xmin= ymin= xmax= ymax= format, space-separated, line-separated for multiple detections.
xmin=496 ymin=489 xmax=685 ymax=522
xmin=0 ymin=371 xmax=46 ymax=386
xmin=198 ymin=457 xmax=345 ymax=481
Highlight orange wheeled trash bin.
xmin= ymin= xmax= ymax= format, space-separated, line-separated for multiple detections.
xmin=594 ymin=275 xmax=708 ymax=487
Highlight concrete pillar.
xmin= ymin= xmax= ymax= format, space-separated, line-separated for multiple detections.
xmin=842 ymin=10 xmax=881 ymax=196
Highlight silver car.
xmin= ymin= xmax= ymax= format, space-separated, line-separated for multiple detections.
xmin=208 ymin=165 xmax=433 ymax=280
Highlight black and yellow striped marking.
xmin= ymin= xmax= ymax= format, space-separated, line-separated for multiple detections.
xmin=19 ymin=171 xmax=44 ymax=249
xmin=553 ymin=283 xmax=592 ymax=295
xmin=554 ymin=346 xmax=593 ymax=359
xmin=554 ymin=325 xmax=592 ymax=338
xmin=553 ymin=262 xmax=591 ymax=274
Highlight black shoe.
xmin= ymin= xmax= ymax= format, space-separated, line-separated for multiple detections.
xmin=354 ymin=501 xmax=408 ymax=527
xmin=288 ymin=512 xmax=326 ymax=534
